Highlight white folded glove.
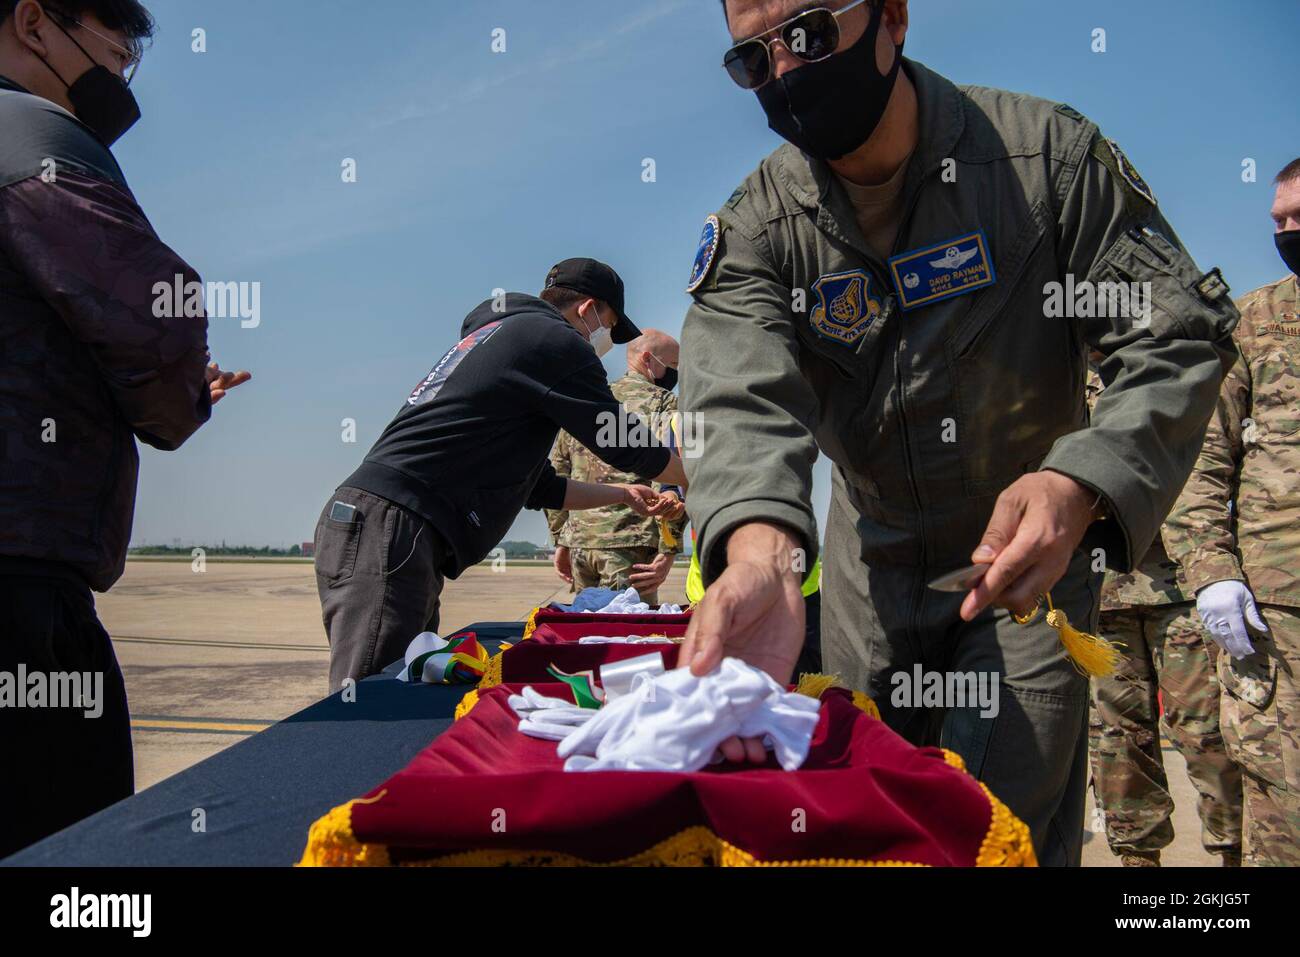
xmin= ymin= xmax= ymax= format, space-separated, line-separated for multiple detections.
xmin=1196 ymin=580 xmax=1267 ymax=660
xmin=508 ymin=687 xmax=596 ymax=741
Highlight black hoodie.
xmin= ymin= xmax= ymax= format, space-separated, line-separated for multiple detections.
xmin=344 ymin=293 xmax=669 ymax=577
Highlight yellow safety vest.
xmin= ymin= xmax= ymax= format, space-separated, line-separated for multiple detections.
xmin=686 ymin=543 xmax=820 ymax=604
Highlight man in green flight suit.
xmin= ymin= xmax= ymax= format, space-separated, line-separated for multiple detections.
xmin=677 ymin=0 xmax=1239 ymax=865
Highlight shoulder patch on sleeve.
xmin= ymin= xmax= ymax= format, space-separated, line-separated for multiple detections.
xmin=1054 ymin=103 xmax=1086 ymax=123
xmin=1093 ymin=136 xmax=1156 ymax=209
xmin=724 ymin=186 xmax=746 ymax=210
xmin=686 ymin=214 xmax=721 ymax=294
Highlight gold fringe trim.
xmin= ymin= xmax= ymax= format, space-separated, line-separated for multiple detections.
xmin=453 ymin=689 xmax=479 ymax=721
xmin=851 ymin=690 xmax=881 ymax=720
xmin=521 ymin=607 xmax=542 ymax=640
xmin=479 ymin=650 xmax=504 ymax=690
xmin=795 ymin=672 xmax=880 ymax=719
xmin=941 ymin=750 xmax=1037 ymax=867
xmin=296 ymin=791 xmax=391 ymax=867
xmin=389 ymin=825 xmax=925 ymax=868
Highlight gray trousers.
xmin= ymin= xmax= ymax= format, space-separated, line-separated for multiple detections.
xmin=821 ymin=474 xmax=1098 ymax=867
xmin=314 ymin=487 xmax=447 ymax=692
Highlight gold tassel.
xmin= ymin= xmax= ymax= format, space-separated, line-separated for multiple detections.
xmin=1035 ymin=593 xmax=1123 ymax=677
xmin=794 ymin=672 xmax=840 ymax=699
xmin=658 ymin=518 xmax=678 ymax=549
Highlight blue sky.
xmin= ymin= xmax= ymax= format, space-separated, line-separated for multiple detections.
xmin=117 ymin=0 xmax=1298 ymax=549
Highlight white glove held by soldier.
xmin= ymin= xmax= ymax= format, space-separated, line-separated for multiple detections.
xmin=1196 ymin=580 xmax=1266 ymax=660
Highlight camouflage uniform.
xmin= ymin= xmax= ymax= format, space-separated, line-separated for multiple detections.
xmin=1164 ymin=274 xmax=1300 ymax=866
xmin=1084 ymin=374 xmax=1243 ymax=860
xmin=547 ymin=372 xmax=686 ymax=602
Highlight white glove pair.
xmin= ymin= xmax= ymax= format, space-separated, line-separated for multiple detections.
xmin=1196 ymin=580 xmax=1267 ymax=660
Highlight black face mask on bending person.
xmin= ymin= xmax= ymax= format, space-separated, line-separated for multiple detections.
xmin=36 ymin=16 xmax=141 ymax=147
xmin=1277 ymin=229 xmax=1300 ymax=278
xmin=756 ymin=1 xmax=903 ymax=161
xmin=648 ymin=352 xmax=677 ymax=391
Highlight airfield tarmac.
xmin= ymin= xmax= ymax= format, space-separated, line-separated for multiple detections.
xmin=97 ymin=559 xmax=1217 ymax=866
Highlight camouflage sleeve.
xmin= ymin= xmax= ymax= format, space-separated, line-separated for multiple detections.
xmin=0 ymin=170 xmax=211 ymax=451
xmin=544 ymin=432 xmax=572 ymax=547
xmin=1162 ymin=341 xmax=1250 ymax=591
xmin=1040 ymin=128 xmax=1239 ymax=571
xmin=681 ymin=218 xmax=820 ymax=585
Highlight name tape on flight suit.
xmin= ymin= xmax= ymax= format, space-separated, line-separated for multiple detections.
xmin=888 ymin=230 xmax=997 ymax=311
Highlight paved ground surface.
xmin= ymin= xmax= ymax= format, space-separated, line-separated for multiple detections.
xmin=99 ymin=559 xmax=1216 ymax=866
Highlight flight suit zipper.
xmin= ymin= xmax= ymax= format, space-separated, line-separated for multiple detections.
xmin=887 ymin=167 xmax=937 ymax=571
xmin=886 ymin=165 xmax=938 ymax=660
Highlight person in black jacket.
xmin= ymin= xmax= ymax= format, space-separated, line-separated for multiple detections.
xmin=0 ymin=0 xmax=249 ymax=857
xmin=316 ymin=259 xmax=687 ymax=690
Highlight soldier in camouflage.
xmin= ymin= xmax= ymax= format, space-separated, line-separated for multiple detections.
xmin=1085 ymin=374 xmax=1243 ymax=867
xmin=1164 ymin=159 xmax=1300 ymax=866
xmin=548 ymin=331 xmax=688 ymax=603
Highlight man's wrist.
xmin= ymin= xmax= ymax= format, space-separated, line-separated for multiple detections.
xmin=1044 ymin=469 xmax=1108 ymax=524
xmin=726 ymin=522 xmax=805 ymax=582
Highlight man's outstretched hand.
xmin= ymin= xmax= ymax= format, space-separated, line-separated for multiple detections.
xmin=679 ymin=522 xmax=806 ymax=765
xmin=617 ymin=484 xmax=660 ymax=516
xmin=960 ymin=470 xmax=1099 ymax=621
xmin=206 ymin=362 xmax=251 ymax=405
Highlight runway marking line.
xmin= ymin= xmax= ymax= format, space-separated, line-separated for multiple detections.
xmin=112 ymin=634 xmax=328 ymax=652
xmin=130 ymin=713 xmax=275 ymax=735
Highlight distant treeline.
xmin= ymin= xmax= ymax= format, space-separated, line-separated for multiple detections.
xmin=130 ymin=544 xmax=305 ymax=557
xmin=129 ymin=540 xmax=555 ymax=559
xmin=496 ymin=540 xmax=551 ymax=559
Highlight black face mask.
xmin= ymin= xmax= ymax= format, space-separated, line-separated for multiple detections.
xmin=655 ymin=367 xmax=678 ymax=392
xmin=65 ymin=64 xmax=140 ymax=146
xmin=1277 ymin=229 xmax=1300 ymax=278
xmin=755 ymin=2 xmax=903 ymax=161
xmin=38 ymin=18 xmax=141 ymax=147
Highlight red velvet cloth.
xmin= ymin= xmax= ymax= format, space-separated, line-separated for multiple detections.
xmin=347 ymin=681 xmax=1004 ymax=866
xmin=526 ymin=609 xmax=691 ymax=644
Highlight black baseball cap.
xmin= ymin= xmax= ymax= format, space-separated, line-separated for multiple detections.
xmin=544 ymin=258 xmax=641 ymax=344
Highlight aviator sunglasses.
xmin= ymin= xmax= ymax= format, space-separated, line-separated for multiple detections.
xmin=723 ymin=0 xmax=872 ymax=90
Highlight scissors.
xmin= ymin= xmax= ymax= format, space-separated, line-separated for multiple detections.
xmin=926 ymin=563 xmax=991 ymax=593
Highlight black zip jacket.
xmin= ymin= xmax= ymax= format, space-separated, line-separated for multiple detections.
xmin=344 ymin=294 xmax=669 ymax=577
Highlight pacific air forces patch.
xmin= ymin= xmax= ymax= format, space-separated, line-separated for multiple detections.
xmin=809 ymin=269 xmax=881 ymax=345
xmin=1104 ymin=138 xmax=1156 ymax=207
xmin=686 ymin=215 xmax=721 ymax=293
